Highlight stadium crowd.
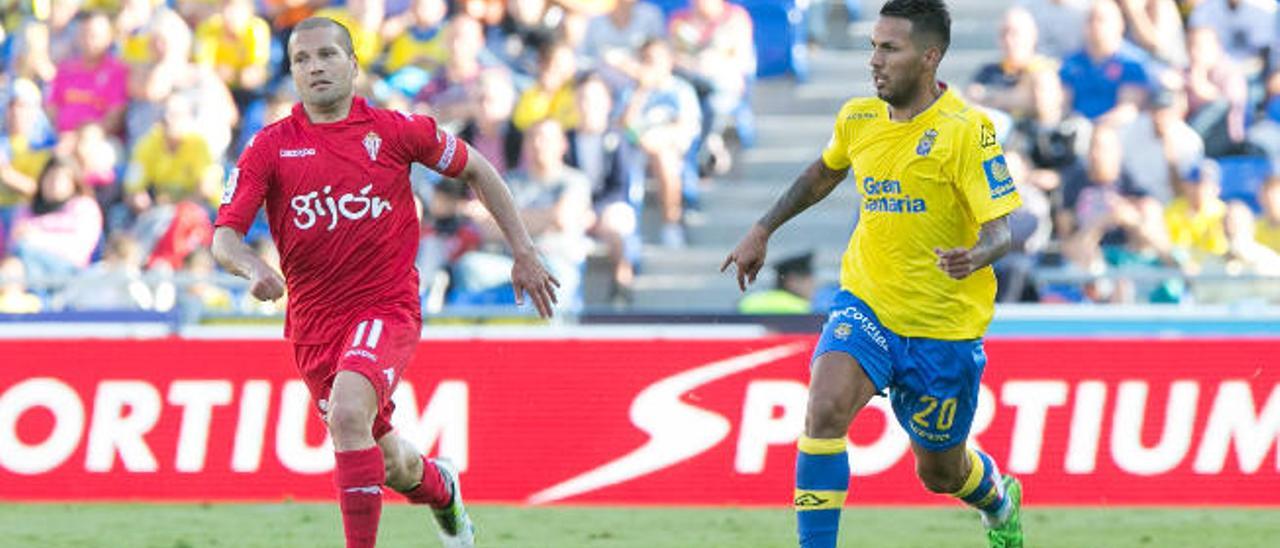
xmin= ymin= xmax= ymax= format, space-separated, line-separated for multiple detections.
xmin=4 ymin=0 xmax=1280 ymax=317
xmin=0 ymin=0 xmax=757 ymax=315
xmin=980 ymin=0 xmax=1280 ymax=304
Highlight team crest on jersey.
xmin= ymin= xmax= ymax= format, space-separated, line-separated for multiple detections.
xmin=363 ymin=131 xmax=382 ymax=162
xmin=916 ymin=129 xmax=938 ymax=156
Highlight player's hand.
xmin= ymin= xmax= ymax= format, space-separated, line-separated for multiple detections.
xmin=721 ymin=224 xmax=770 ymax=291
xmin=934 ymin=247 xmax=976 ymax=280
xmin=249 ymin=264 xmax=285 ymax=301
xmin=511 ymin=252 xmax=560 ymax=318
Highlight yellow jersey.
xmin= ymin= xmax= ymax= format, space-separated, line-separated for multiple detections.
xmin=820 ymin=89 xmax=1021 ymax=340
xmin=125 ymin=128 xmax=221 ymax=205
xmin=1164 ymin=197 xmax=1229 ymax=259
xmin=1257 ymin=217 xmax=1280 ymax=254
xmin=194 ymin=13 xmax=273 ymax=73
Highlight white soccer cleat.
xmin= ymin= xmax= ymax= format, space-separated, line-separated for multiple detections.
xmin=431 ymin=458 xmax=475 ymax=548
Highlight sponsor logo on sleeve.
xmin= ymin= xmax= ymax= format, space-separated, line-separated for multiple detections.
xmin=983 ymin=154 xmax=1016 ymax=199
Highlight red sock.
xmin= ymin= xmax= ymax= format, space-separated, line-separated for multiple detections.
xmin=399 ymin=455 xmax=451 ymax=508
xmin=335 ymin=446 xmax=385 ymax=548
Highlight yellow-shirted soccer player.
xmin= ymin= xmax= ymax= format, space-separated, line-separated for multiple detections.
xmin=722 ymin=1 xmax=1024 ymax=547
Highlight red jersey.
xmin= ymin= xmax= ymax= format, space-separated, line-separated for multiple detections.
xmin=215 ymin=97 xmax=468 ymax=344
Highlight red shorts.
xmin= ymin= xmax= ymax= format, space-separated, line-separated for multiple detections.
xmin=293 ymin=313 xmax=420 ymax=440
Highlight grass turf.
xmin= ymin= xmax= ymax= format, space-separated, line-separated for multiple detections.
xmin=1 ymin=504 xmax=1278 ymax=547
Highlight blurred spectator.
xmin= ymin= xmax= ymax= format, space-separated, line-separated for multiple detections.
xmin=1119 ymin=89 xmax=1203 ymax=204
xmin=457 ymin=69 xmax=520 ymax=176
xmin=1 ymin=78 xmax=54 ymax=211
xmin=123 ymin=94 xmax=222 ymax=214
xmin=417 ymin=178 xmax=484 ymax=309
xmin=1118 ymin=0 xmax=1187 ymax=68
xmin=53 ymin=232 xmax=154 ymax=311
xmin=967 ymin=7 xmax=1062 ymax=124
xmin=1183 ymin=26 xmax=1248 ymax=156
xmin=115 ymin=0 xmax=162 ymax=64
xmin=498 ymin=0 xmax=564 ymax=75
xmin=581 ymin=0 xmax=665 ymax=90
xmin=1017 ymin=0 xmax=1091 ymax=60
xmin=46 ymin=0 xmax=84 ymax=64
xmin=315 ymin=0 xmax=386 ymax=70
xmin=128 ymin=8 xmax=237 ymax=159
xmin=0 ymin=255 xmax=42 ymax=314
xmin=194 ymin=0 xmax=271 ymax=96
xmin=1062 ymin=125 xmax=1171 ymax=273
xmin=48 ymin=10 xmax=128 ymax=136
xmin=1165 ymin=159 xmax=1230 ymax=272
xmin=9 ymin=157 xmax=104 ymax=281
xmin=669 ymin=0 xmax=755 ymax=174
xmin=11 ymin=21 xmax=57 ymax=86
xmin=512 ymin=40 xmax=579 ymax=133
xmin=623 ymin=38 xmax=700 ymax=248
xmin=571 ymin=74 xmax=640 ymax=304
xmin=379 ymin=0 xmax=450 ymax=99
xmin=72 ymin=123 xmax=122 ymax=208
xmin=737 ymin=251 xmax=816 ymax=314
xmin=1187 ymin=0 xmax=1274 ymax=77
xmin=470 ymin=119 xmax=593 ymax=304
xmin=1059 ymin=0 xmax=1148 ymax=127
xmin=1222 ymin=200 xmax=1280 ymax=275
xmin=414 ymin=15 xmax=501 ymax=128
xmin=1258 ymin=175 xmax=1280 ymax=253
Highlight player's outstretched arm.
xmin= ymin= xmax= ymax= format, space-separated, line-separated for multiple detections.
xmin=721 ymin=159 xmax=847 ymax=291
xmin=210 ymin=226 xmax=285 ymax=301
xmin=455 ymin=143 xmax=561 ymax=318
xmin=934 ymin=215 xmax=1013 ymax=280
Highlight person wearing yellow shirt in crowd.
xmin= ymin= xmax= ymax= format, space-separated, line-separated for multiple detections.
xmin=0 ymin=256 xmax=42 ymax=314
xmin=737 ymin=251 xmax=816 ymax=314
xmin=379 ymin=0 xmax=450 ymax=99
xmin=1165 ymin=159 xmax=1229 ymax=272
xmin=513 ymin=41 xmax=580 ymax=132
xmin=123 ymin=94 xmax=222 ymax=213
xmin=194 ymin=0 xmax=271 ymax=121
xmin=1257 ymin=176 xmax=1280 ymax=253
xmin=315 ymin=0 xmax=384 ymax=70
xmin=1 ymin=79 xmax=55 ymax=213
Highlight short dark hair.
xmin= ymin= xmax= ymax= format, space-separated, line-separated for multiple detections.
xmin=292 ymin=17 xmax=356 ymax=57
xmin=880 ymin=0 xmax=951 ymax=55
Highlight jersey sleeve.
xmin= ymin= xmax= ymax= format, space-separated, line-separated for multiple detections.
xmin=955 ymin=113 xmax=1022 ymax=224
xmin=215 ymin=132 xmax=273 ymax=234
xmin=398 ymin=111 xmax=469 ymax=178
xmin=821 ymin=103 xmax=852 ymax=171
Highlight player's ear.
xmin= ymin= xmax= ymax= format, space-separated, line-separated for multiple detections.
xmin=923 ymin=44 xmax=943 ymax=69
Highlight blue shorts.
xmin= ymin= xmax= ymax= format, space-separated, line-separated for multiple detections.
xmin=812 ymin=290 xmax=987 ymax=451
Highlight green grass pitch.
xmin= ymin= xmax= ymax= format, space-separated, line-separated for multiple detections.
xmin=2 ymin=504 xmax=1278 ymax=547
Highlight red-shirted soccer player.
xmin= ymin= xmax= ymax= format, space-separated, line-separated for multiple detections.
xmin=210 ymin=17 xmax=559 ymax=548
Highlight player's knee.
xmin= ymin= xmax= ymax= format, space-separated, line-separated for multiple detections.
xmin=326 ymin=400 xmax=374 ymax=439
xmin=806 ymin=393 xmax=852 ymax=438
xmin=916 ymin=462 xmax=965 ymax=494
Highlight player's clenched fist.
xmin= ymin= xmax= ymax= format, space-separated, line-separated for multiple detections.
xmin=249 ymin=264 xmax=286 ymax=301
xmin=934 ymin=247 xmax=975 ymax=280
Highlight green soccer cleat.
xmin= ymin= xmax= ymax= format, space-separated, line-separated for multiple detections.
xmin=431 ymin=459 xmax=475 ymax=548
xmin=987 ymin=476 xmax=1023 ymax=548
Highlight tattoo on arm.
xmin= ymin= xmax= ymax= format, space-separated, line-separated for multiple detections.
xmin=970 ymin=215 xmax=1013 ymax=270
xmin=758 ymin=159 xmax=848 ymax=233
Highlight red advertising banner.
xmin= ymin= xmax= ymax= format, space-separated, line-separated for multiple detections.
xmin=0 ymin=338 xmax=1277 ymax=505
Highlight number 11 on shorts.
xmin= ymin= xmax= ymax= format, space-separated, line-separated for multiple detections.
xmin=351 ymin=319 xmax=384 ymax=349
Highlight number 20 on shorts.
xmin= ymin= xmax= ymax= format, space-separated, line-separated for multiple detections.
xmin=912 ymin=395 xmax=957 ymax=431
